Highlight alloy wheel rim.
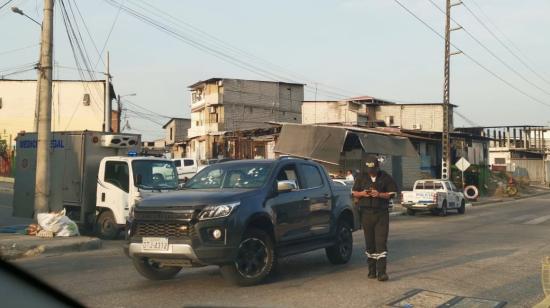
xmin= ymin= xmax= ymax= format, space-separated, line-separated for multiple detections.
xmin=235 ymin=238 xmax=269 ymax=279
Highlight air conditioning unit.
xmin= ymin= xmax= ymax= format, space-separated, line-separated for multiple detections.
xmin=411 ymin=123 xmax=422 ymax=130
xmin=101 ymin=134 xmax=139 ymax=148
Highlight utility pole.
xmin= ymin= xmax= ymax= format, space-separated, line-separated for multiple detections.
xmin=117 ymin=94 xmax=121 ymax=133
xmin=104 ymin=52 xmax=111 ymax=132
xmin=441 ymin=0 xmax=462 ymax=180
xmin=34 ymin=0 xmax=54 ymax=215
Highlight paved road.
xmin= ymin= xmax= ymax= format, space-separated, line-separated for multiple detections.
xmin=10 ymin=194 xmax=550 ymax=307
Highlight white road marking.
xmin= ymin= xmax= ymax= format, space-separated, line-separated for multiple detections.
xmin=523 ymin=215 xmax=550 ymax=225
xmin=509 ymin=214 xmax=536 ymax=223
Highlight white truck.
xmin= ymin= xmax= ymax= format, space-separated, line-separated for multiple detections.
xmin=172 ymin=158 xmax=199 ymax=181
xmin=401 ymin=179 xmax=466 ymax=216
xmin=13 ymin=131 xmax=179 ymax=239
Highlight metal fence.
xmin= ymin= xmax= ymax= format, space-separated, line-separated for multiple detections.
xmin=510 ymin=158 xmax=547 ymax=183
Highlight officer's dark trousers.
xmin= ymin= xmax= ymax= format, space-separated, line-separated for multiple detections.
xmin=361 ymin=208 xmax=389 ymax=274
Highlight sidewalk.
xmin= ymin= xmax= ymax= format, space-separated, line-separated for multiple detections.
xmin=0 ymin=233 xmax=102 ymax=260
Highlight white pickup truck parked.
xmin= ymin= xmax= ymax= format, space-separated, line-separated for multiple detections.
xmin=401 ymin=179 xmax=466 ymax=216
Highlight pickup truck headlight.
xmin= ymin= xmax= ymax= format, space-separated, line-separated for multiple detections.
xmin=198 ymin=202 xmax=240 ymax=220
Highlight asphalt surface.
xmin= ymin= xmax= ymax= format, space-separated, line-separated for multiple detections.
xmin=7 ymin=194 xmax=550 ymax=307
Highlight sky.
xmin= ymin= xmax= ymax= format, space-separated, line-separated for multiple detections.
xmin=1 ymin=0 xmax=550 ymax=140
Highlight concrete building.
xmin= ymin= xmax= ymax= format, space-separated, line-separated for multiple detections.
xmin=302 ymin=96 xmax=454 ymax=133
xmin=141 ymin=139 xmax=166 ymax=157
xmin=0 ymin=79 xmax=116 ymax=144
xmin=187 ymin=78 xmax=304 ymax=160
xmin=162 ymin=117 xmax=191 ymax=158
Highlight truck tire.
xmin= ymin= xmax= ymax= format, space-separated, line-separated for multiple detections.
xmin=439 ymin=201 xmax=448 ymax=217
xmin=96 ymin=210 xmax=120 ymax=240
xmin=458 ymin=200 xmax=466 ymax=214
xmin=132 ymin=257 xmax=182 ymax=280
xmin=220 ymin=228 xmax=275 ymax=286
xmin=326 ymin=220 xmax=353 ymax=265
xmin=406 ymin=209 xmax=416 ymax=216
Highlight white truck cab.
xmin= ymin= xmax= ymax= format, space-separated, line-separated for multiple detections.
xmin=96 ymin=156 xmax=179 ymax=238
xmin=401 ymin=179 xmax=466 ymax=216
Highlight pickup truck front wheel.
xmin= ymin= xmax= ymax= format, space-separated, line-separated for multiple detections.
xmin=325 ymin=221 xmax=353 ymax=265
xmin=132 ymin=257 xmax=182 ymax=280
xmin=220 ymin=228 xmax=274 ymax=286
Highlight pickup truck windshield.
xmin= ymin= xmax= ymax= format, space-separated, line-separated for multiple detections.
xmin=132 ymin=160 xmax=179 ymax=190
xmin=185 ymin=163 xmax=273 ymax=189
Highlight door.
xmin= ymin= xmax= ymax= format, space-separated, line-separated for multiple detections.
xmin=444 ymin=181 xmax=460 ymax=208
xmin=299 ymin=163 xmax=332 ymax=236
xmin=98 ymin=160 xmax=130 ymax=222
xmin=270 ymin=163 xmax=310 ymax=242
xmin=182 ymin=159 xmax=197 ymax=174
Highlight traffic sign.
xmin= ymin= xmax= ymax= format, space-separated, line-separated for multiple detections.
xmin=456 ymin=157 xmax=471 ymax=172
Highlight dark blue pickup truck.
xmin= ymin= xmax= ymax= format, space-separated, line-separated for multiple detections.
xmin=125 ymin=157 xmax=359 ymax=286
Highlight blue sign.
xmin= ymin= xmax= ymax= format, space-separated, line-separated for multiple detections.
xmin=19 ymin=139 xmax=64 ymax=149
xmin=128 ymin=150 xmax=138 ymax=157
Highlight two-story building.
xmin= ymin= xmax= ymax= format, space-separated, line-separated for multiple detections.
xmin=162 ymin=117 xmax=191 ymax=158
xmin=186 ymin=78 xmax=304 ymax=160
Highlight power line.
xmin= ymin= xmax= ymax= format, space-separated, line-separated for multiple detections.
xmin=427 ymin=0 xmax=550 ymax=98
xmin=463 ymin=0 xmax=550 ymax=88
xmin=392 ymin=0 xmax=550 ymax=109
xmin=0 ymin=0 xmax=14 ymax=10
xmin=0 ymin=43 xmax=39 ymax=56
xmin=95 ymin=0 xmax=125 ymax=69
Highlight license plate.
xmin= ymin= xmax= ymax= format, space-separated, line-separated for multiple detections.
xmin=142 ymin=237 xmax=169 ymax=251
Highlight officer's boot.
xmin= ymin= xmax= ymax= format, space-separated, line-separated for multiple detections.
xmin=367 ymin=258 xmax=377 ymax=279
xmin=377 ymin=257 xmax=389 ymax=281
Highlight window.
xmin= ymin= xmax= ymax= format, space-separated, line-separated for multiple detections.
xmin=444 ymin=182 xmax=452 ymax=191
xmin=184 ymin=159 xmax=194 ymax=167
xmin=301 ymin=164 xmax=323 ymax=189
xmin=170 ymin=128 xmax=173 ymax=141
xmin=494 ymin=158 xmax=506 ymax=165
xmin=276 ymin=164 xmax=300 ymax=189
xmin=449 ymin=182 xmax=459 ymax=192
xmin=174 ymin=160 xmax=182 ymax=167
xmin=185 ymin=163 xmax=273 ymax=189
xmin=434 ymin=182 xmax=444 ymax=190
xmin=104 ymin=161 xmax=129 ymax=193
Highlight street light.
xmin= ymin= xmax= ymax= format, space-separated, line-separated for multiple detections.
xmin=11 ymin=7 xmax=41 ymax=26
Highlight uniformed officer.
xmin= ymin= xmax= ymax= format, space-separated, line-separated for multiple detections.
xmin=352 ymin=155 xmax=397 ymax=281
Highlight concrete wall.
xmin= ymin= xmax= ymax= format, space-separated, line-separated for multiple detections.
xmin=302 ymin=101 xmax=367 ymax=125
xmin=0 ymin=80 xmax=106 ymax=144
xmin=374 ymin=105 xmax=452 ymax=132
xmin=165 ymin=119 xmax=190 ymax=144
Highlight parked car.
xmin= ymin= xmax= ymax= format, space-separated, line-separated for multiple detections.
xmin=401 ymin=179 xmax=465 ymax=216
xmin=124 ymin=157 xmax=360 ymax=286
xmin=172 ymin=158 xmax=199 ymax=181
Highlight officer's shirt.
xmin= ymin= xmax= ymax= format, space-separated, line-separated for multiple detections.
xmin=352 ymin=170 xmax=397 ymax=210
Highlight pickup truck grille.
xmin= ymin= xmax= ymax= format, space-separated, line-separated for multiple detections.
xmin=134 ymin=210 xmax=195 ymax=221
xmin=135 ymin=223 xmax=190 ymax=238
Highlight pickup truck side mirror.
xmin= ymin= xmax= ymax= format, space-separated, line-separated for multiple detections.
xmin=277 ymin=180 xmax=297 ymax=193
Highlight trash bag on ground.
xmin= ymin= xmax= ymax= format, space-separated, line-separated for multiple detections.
xmin=36 ymin=209 xmax=79 ymax=237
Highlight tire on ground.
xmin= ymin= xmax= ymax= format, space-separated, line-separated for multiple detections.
xmin=464 ymin=185 xmax=479 ymax=201
xmin=96 ymin=210 xmax=120 ymax=240
xmin=326 ymin=219 xmax=353 ymax=265
xmin=132 ymin=257 xmax=182 ymax=280
xmin=220 ymin=228 xmax=275 ymax=286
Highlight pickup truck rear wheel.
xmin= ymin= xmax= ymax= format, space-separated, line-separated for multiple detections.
xmin=325 ymin=220 xmax=353 ymax=265
xmin=220 ymin=228 xmax=274 ymax=286
xmin=439 ymin=201 xmax=448 ymax=217
xmin=96 ymin=210 xmax=120 ymax=240
xmin=132 ymin=257 xmax=182 ymax=280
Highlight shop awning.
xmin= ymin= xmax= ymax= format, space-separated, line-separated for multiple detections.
xmin=274 ymin=124 xmax=418 ymax=165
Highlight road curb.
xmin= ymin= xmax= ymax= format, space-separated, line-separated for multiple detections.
xmin=471 ymin=191 xmax=550 ymax=207
xmin=0 ymin=236 xmax=102 ymax=260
